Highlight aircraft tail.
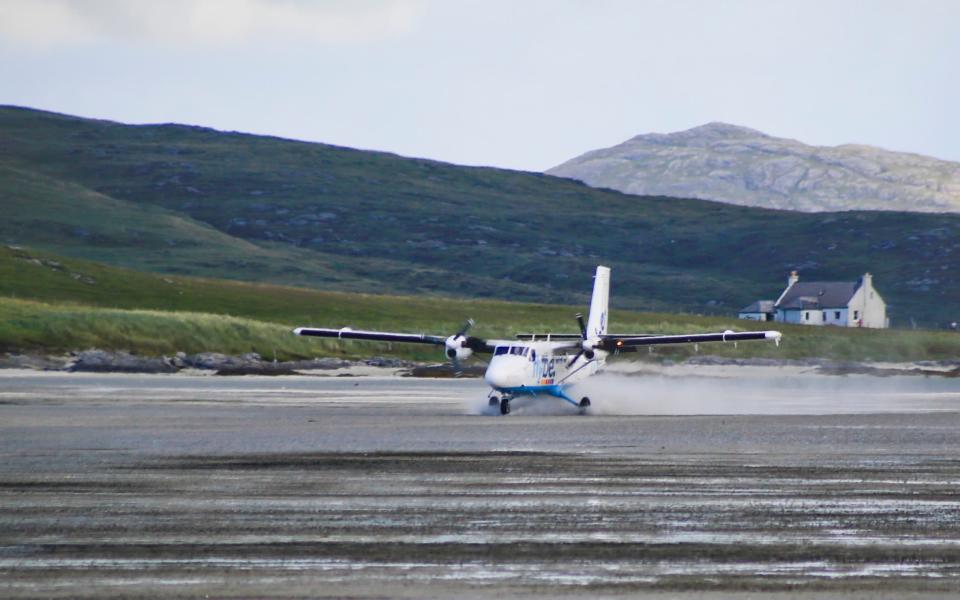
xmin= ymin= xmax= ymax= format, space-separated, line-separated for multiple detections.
xmin=586 ymin=265 xmax=610 ymax=338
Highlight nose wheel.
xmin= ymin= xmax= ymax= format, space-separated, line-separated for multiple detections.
xmin=487 ymin=393 xmax=512 ymax=415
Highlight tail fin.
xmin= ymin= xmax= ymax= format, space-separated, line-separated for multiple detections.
xmin=586 ymin=265 xmax=610 ymax=338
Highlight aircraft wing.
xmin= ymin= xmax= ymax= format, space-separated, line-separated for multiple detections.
xmin=293 ymin=327 xmax=495 ymax=353
xmin=294 ymin=327 xmax=446 ymax=344
xmin=600 ymin=330 xmax=781 ymax=351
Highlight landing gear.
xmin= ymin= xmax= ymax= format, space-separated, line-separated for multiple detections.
xmin=578 ymin=397 xmax=591 ymax=415
xmin=487 ymin=392 xmax=513 ymax=415
xmin=488 ymin=393 xmax=512 ymax=415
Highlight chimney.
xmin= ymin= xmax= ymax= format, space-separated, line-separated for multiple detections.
xmin=861 ymin=272 xmax=872 ymax=288
xmin=788 ymin=271 xmax=799 ymax=287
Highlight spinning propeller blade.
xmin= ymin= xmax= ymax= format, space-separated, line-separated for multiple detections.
xmin=455 ymin=318 xmax=475 ymax=339
xmin=447 ymin=318 xmax=477 ymax=376
xmin=567 ymin=313 xmax=594 ymax=367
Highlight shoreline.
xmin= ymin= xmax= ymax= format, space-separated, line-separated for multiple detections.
xmin=1 ymin=350 xmax=957 ymax=379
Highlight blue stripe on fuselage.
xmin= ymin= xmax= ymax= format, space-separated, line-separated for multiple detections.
xmin=496 ymin=384 xmax=579 ymax=406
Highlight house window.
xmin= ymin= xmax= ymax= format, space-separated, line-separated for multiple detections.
xmin=853 ymin=310 xmax=859 ymax=320
xmin=834 ymin=311 xmax=841 ymax=320
xmin=805 ymin=312 xmax=810 ymax=321
xmin=822 ymin=312 xmax=826 ymax=321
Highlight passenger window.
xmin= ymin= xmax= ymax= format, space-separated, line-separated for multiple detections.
xmin=494 ymin=346 xmax=508 ymax=356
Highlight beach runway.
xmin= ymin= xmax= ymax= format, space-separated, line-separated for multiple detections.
xmin=1 ymin=370 xmax=959 ymax=598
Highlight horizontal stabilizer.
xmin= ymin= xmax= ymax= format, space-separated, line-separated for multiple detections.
xmin=519 ymin=332 xmax=674 ymax=341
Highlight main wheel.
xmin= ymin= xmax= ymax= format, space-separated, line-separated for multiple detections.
xmin=578 ymin=397 xmax=591 ymax=415
xmin=500 ymin=399 xmax=511 ymax=415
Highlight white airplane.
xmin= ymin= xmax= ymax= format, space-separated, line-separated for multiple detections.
xmin=294 ymin=266 xmax=782 ymax=415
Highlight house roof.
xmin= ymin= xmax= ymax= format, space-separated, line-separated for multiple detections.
xmin=776 ymin=281 xmax=859 ymax=310
xmin=739 ymin=300 xmax=775 ymax=314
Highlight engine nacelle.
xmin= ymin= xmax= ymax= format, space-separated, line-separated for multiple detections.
xmin=446 ymin=346 xmax=473 ymax=360
xmin=582 ymin=338 xmax=598 ymax=359
xmin=445 ymin=336 xmax=474 ymax=361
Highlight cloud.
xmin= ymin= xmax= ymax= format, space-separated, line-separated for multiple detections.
xmin=0 ymin=0 xmax=424 ymax=47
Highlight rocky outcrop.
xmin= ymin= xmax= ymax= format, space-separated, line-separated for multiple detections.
xmin=547 ymin=123 xmax=960 ymax=213
xmin=68 ymin=350 xmax=179 ymax=373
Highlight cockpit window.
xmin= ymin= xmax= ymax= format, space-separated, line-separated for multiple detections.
xmin=530 ymin=350 xmax=536 ymax=362
xmin=498 ymin=346 xmax=533 ymax=357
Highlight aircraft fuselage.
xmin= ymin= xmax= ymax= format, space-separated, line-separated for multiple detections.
xmin=482 ymin=341 xmax=605 ymax=405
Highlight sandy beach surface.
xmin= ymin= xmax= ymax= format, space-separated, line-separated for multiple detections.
xmin=1 ymin=367 xmax=959 ymax=598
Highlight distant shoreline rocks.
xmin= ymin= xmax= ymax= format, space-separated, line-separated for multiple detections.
xmin=0 ymin=350 xmax=457 ymax=377
xmin=0 ymin=350 xmax=956 ymax=378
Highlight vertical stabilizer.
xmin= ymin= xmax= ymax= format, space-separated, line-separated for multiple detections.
xmin=586 ymin=266 xmax=610 ymax=337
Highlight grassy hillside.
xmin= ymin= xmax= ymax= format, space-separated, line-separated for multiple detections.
xmin=2 ymin=106 xmax=958 ymax=325
xmin=2 ymin=247 xmax=959 ymax=363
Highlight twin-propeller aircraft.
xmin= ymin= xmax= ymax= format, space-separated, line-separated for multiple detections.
xmin=294 ymin=266 xmax=782 ymax=415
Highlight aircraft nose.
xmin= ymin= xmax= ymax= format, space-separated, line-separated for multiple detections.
xmin=484 ymin=360 xmax=522 ymax=389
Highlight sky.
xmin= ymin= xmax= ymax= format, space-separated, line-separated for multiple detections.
xmin=0 ymin=0 xmax=957 ymax=171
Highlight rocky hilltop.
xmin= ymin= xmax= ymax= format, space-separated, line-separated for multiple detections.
xmin=547 ymin=123 xmax=960 ymax=213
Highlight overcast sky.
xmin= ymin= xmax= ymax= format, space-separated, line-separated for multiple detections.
xmin=1 ymin=0 xmax=957 ymax=171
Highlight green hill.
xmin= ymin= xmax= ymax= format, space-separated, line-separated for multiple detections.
xmin=3 ymin=246 xmax=958 ymax=363
xmin=1 ymin=106 xmax=958 ymax=326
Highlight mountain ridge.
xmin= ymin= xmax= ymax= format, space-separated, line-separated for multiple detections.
xmin=548 ymin=123 xmax=960 ymax=213
xmin=2 ymin=106 xmax=958 ymax=326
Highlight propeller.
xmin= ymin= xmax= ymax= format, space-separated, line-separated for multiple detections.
xmin=455 ymin=319 xmax=474 ymax=338
xmin=567 ymin=313 xmax=598 ymax=367
xmin=445 ymin=319 xmax=476 ymax=376
xmin=576 ymin=313 xmax=587 ymax=338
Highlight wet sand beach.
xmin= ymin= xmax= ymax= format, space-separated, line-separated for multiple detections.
xmin=1 ymin=370 xmax=959 ymax=598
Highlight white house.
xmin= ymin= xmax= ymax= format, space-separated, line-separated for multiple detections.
xmin=739 ymin=271 xmax=888 ymax=328
xmin=738 ymin=300 xmax=775 ymax=322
